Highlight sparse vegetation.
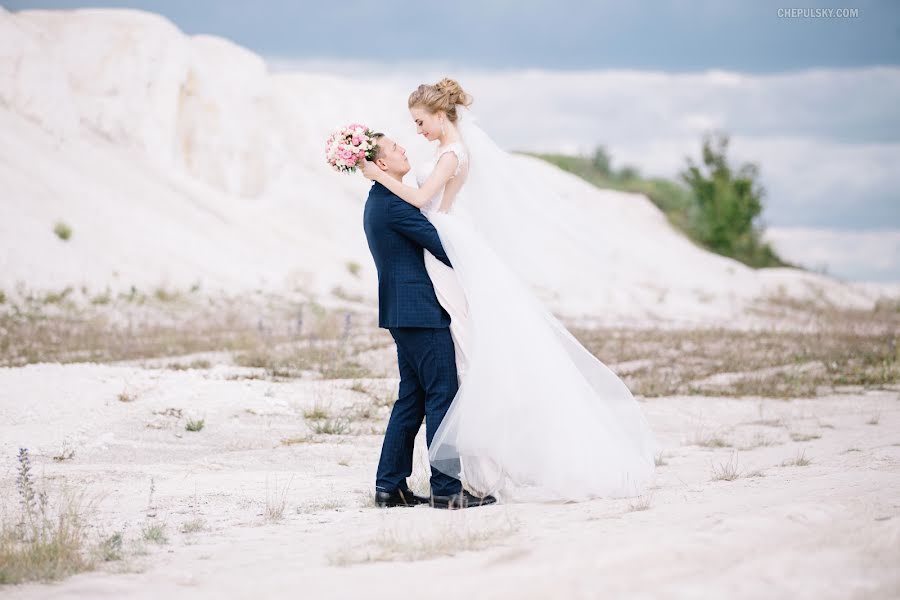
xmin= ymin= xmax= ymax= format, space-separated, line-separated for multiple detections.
xmin=711 ymin=450 xmax=741 ymax=481
xmin=96 ymin=531 xmax=124 ymax=562
xmin=154 ymin=408 xmax=182 ymax=419
xmin=280 ymin=435 xmax=314 ymax=446
xmin=165 ymin=359 xmax=211 ymax=370
xmin=737 ymin=432 xmax=779 ymax=450
xmin=296 ymin=500 xmax=343 ymax=514
xmin=750 ymin=418 xmax=787 ymax=428
xmin=0 ymin=448 xmax=95 ymax=584
xmin=303 ymin=403 xmax=331 ymax=421
xmin=235 ymin=336 xmax=372 ymax=382
xmin=141 ymin=522 xmax=167 ymax=544
xmin=329 ymin=515 xmax=518 ymax=566
xmin=8 ymin=283 xmax=891 ymax=399
xmin=52 ymin=443 xmax=76 ymax=462
xmin=185 ymin=418 xmax=205 ymax=432
xmin=780 ymin=449 xmax=812 ymax=467
xmin=53 ymin=221 xmax=72 ymax=241
xmin=572 ymin=320 xmax=899 ymax=399
xmin=346 ymin=261 xmax=362 ymax=278
xmin=312 ymin=418 xmax=350 ymax=435
xmin=0 ymin=291 xmax=380 ymax=369
xmin=628 ymin=492 xmax=654 ymax=511
xmin=332 ymin=286 xmax=365 ymax=303
xmin=180 ymin=518 xmax=207 ymax=534
xmin=265 ymin=476 xmax=293 ymax=523
xmin=153 ymin=287 xmax=179 ymax=302
xmin=687 ymin=427 xmax=732 ymax=448
xmin=349 ymin=380 xmax=370 ymax=395
xmin=43 ymin=287 xmax=73 ymax=304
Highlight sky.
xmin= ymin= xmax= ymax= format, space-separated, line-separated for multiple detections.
xmin=5 ymin=0 xmax=900 ymax=282
xmin=6 ymin=0 xmax=900 ymax=72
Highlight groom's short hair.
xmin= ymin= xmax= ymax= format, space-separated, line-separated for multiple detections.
xmin=371 ymin=132 xmax=385 ymax=161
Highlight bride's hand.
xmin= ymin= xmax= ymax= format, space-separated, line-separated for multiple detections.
xmin=359 ymin=159 xmax=380 ymax=181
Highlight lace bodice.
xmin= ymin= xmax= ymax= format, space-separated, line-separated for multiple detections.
xmin=415 ymin=141 xmax=469 ymax=214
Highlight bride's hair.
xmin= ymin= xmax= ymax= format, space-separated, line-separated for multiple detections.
xmin=408 ymin=77 xmax=473 ymax=123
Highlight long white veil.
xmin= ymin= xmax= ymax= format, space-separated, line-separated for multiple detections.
xmin=448 ymin=106 xmax=581 ymax=290
xmin=426 ymin=106 xmax=662 ymax=502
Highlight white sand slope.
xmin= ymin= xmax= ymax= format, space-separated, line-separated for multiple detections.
xmin=1 ymin=7 xmax=896 ymax=326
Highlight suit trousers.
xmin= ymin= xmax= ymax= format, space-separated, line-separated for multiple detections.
xmin=376 ymin=326 xmax=463 ymax=497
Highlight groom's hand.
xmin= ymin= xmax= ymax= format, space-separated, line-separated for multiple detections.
xmin=360 ymin=159 xmax=380 ymax=181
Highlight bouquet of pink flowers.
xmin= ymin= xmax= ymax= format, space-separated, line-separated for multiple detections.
xmin=325 ymin=123 xmax=378 ymax=173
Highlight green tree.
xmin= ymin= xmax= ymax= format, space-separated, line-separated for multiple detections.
xmin=680 ymin=131 xmax=785 ymax=267
xmin=616 ymin=165 xmax=641 ymax=182
xmin=591 ymin=146 xmax=611 ymax=176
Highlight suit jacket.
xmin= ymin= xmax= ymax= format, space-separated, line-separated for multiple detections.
xmin=363 ymin=180 xmax=452 ymax=329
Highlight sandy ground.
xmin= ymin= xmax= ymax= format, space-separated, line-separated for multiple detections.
xmin=1 ymin=360 xmax=898 ymax=600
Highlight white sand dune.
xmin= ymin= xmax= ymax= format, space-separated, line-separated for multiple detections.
xmin=1 ymin=7 xmax=895 ymax=326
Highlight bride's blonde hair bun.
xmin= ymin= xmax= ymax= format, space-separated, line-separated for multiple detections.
xmin=408 ymin=77 xmax=473 ymax=123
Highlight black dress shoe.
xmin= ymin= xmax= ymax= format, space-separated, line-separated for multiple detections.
xmin=430 ymin=490 xmax=497 ymax=509
xmin=374 ymin=488 xmax=429 ymax=508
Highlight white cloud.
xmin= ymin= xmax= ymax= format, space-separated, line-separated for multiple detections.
xmin=764 ymin=227 xmax=900 ymax=282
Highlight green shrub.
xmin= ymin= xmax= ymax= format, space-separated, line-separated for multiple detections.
xmin=526 ymin=130 xmax=791 ymax=270
xmin=53 ymin=221 xmax=72 ymax=241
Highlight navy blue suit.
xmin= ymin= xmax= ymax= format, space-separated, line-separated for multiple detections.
xmin=363 ymin=180 xmax=462 ymax=497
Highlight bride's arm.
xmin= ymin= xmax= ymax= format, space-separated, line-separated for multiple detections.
xmin=360 ymin=153 xmax=459 ymax=209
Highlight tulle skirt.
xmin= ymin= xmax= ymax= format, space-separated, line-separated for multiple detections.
xmin=423 ymin=209 xmax=662 ymax=503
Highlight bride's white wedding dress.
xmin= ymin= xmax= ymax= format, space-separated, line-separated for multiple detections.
xmin=416 ymin=107 xmax=661 ymax=502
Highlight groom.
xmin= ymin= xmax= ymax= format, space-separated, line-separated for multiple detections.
xmin=362 ymin=133 xmax=495 ymax=510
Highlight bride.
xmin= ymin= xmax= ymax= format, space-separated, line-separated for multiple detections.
xmin=360 ymin=78 xmax=661 ymax=502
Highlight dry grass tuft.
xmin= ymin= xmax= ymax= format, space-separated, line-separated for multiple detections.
xmin=117 ymin=389 xmax=138 ymax=403
xmin=737 ymin=431 xmax=780 ymax=450
xmin=780 ymin=449 xmax=812 ymax=467
xmin=312 ymin=418 xmax=350 ymax=435
xmin=264 ymin=475 xmax=293 ymax=523
xmin=687 ymin=426 xmax=732 ymax=448
xmin=711 ymin=450 xmax=742 ymax=481
xmin=180 ymin=518 xmax=207 ymax=534
xmin=0 ymin=449 xmax=96 ymax=584
xmin=140 ymin=522 xmax=167 ymax=545
xmin=329 ymin=514 xmax=518 ymax=566
xmin=628 ymin=492 xmax=654 ymax=511
xmin=185 ymin=418 xmax=205 ymax=432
